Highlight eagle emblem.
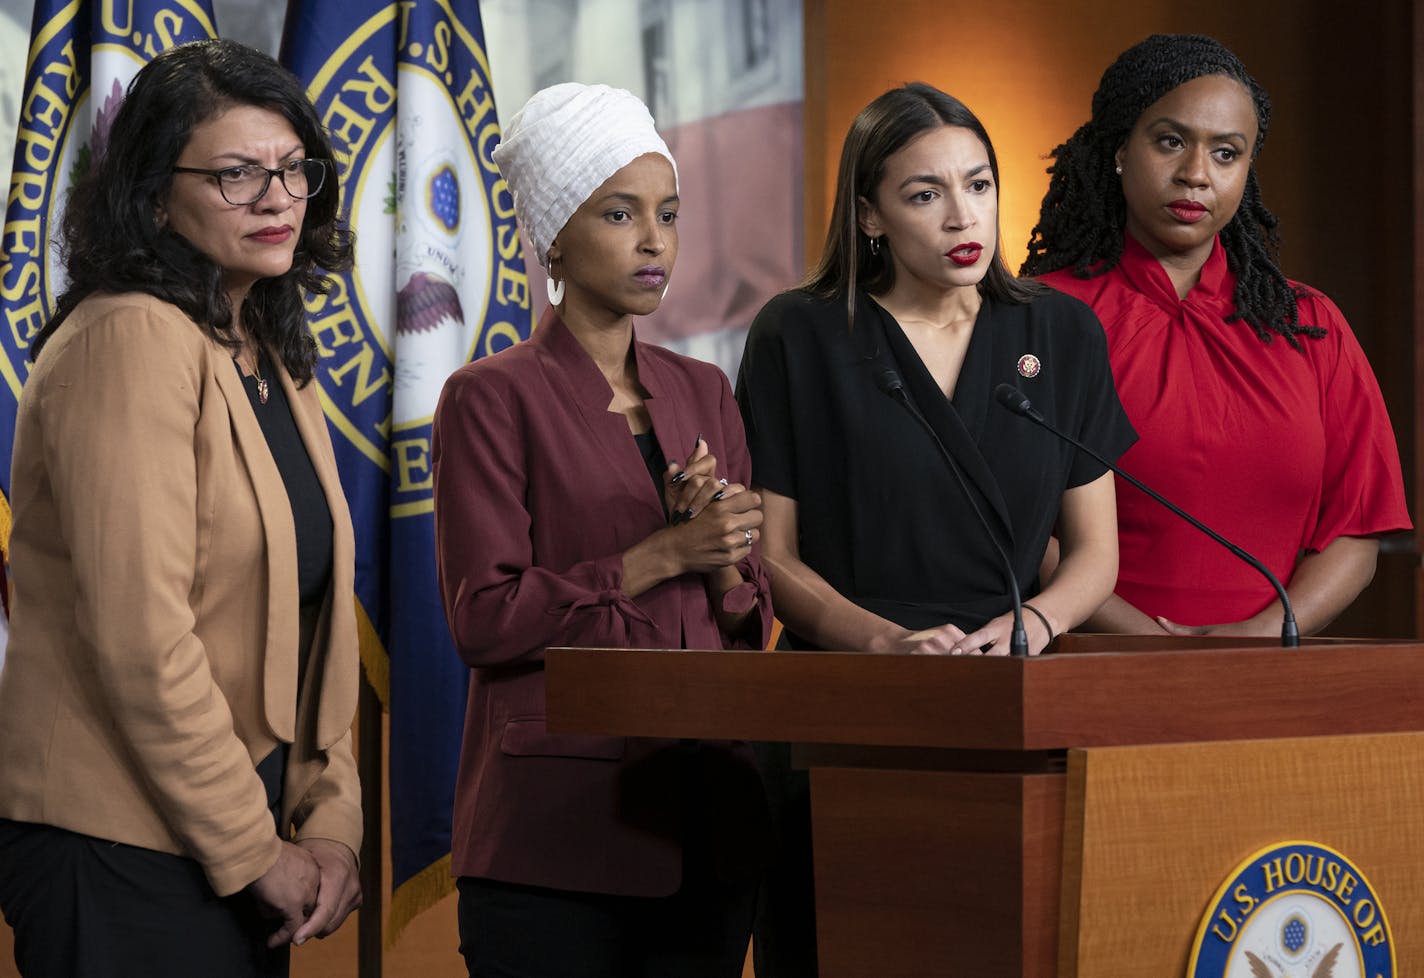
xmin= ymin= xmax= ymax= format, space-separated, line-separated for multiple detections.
xmin=1245 ymin=942 xmax=1341 ymax=978
xmin=1186 ymin=842 xmax=1392 ymax=978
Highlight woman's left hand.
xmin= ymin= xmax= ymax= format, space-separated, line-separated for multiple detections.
xmin=912 ymin=608 xmax=1055 ymax=657
xmin=663 ymin=437 xmax=729 ymax=524
xmin=291 ymin=838 xmax=362 ymax=944
xmin=1153 ymin=616 xmax=1272 ymax=638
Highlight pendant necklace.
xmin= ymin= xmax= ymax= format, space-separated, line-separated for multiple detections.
xmin=250 ymin=351 xmax=269 ymax=404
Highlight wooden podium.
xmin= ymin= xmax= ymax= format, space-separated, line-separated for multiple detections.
xmin=545 ymin=638 xmax=1424 ymax=977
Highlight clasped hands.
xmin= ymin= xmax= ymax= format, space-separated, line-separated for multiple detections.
xmin=659 ymin=436 xmax=762 ymax=574
xmin=249 ymin=837 xmax=361 ymax=949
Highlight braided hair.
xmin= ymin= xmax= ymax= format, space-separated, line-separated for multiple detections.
xmin=1020 ymin=34 xmax=1322 ymax=347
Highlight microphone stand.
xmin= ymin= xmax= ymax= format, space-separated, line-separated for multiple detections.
xmin=876 ymin=368 xmax=1029 ymax=656
xmin=994 ymin=383 xmax=1299 ymax=648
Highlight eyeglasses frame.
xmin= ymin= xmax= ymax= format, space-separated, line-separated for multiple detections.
xmin=171 ymin=158 xmax=330 ymax=206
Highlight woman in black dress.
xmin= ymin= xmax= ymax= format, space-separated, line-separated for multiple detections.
xmin=735 ymin=82 xmax=1136 ymax=977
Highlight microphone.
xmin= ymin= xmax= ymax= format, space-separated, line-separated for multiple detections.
xmin=993 ymin=383 xmax=1299 ymax=648
xmin=874 ymin=367 xmax=1029 ymax=656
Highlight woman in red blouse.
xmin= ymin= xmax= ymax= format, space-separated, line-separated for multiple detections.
xmin=433 ymin=83 xmax=771 ymax=977
xmin=1022 ymin=34 xmax=1410 ymax=636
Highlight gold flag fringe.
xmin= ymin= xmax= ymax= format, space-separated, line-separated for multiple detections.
xmin=355 ymin=597 xmax=389 ymax=708
xmin=385 ymin=853 xmax=455 ymax=948
xmin=0 ymin=492 xmax=11 ymax=561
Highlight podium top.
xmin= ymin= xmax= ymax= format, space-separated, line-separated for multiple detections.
xmin=544 ymin=638 xmax=1424 ymax=750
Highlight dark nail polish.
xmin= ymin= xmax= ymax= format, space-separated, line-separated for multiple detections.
xmin=691 ymin=433 xmax=702 ymax=454
xmin=670 ymin=471 xmax=687 ymax=484
xmin=670 ymin=510 xmax=685 ymax=526
xmin=682 ymin=508 xmax=695 ymax=522
xmin=711 ymin=489 xmax=726 ymax=501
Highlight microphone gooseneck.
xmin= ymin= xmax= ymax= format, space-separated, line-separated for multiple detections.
xmin=876 ymin=368 xmax=1029 ymax=657
xmin=992 ymin=383 xmax=1300 ymax=648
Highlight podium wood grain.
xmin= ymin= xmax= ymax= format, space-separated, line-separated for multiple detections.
xmin=812 ymin=768 xmax=1066 ymax=977
xmin=544 ymin=640 xmax=1424 ymax=977
xmin=545 ymin=641 xmax=1424 ymax=750
xmin=1060 ymin=732 xmax=1424 ymax=978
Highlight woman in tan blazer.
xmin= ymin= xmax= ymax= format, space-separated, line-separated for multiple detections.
xmin=0 ymin=40 xmax=361 ymax=977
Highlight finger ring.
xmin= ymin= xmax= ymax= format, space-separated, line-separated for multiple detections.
xmin=744 ymin=529 xmax=753 ymax=545
xmin=719 ymin=478 xmax=729 ymax=486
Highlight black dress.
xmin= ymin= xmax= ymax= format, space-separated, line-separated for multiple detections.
xmin=739 ymin=287 xmax=1135 ymax=636
xmin=734 ymin=287 xmax=1136 ymax=976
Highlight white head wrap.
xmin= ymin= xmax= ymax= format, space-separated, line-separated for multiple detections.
xmin=492 ymin=82 xmax=677 ymax=270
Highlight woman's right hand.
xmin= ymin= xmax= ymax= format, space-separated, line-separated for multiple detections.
xmin=664 ymin=486 xmax=763 ymax=574
xmin=249 ymin=840 xmax=321 ymax=948
xmin=622 ymin=486 xmax=763 ymax=597
xmin=866 ymin=622 xmax=969 ymax=655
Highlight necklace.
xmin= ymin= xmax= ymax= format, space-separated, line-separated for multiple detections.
xmin=241 ymin=351 xmax=269 ymax=404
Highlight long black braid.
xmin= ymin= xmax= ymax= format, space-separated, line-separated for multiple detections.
xmin=1021 ymin=34 xmax=1324 ymax=348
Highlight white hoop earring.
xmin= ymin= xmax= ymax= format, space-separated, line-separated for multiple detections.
xmin=546 ymin=274 xmax=565 ymax=306
xmin=869 ymin=235 xmax=880 ymax=256
xmin=660 ymin=280 xmax=670 ymax=302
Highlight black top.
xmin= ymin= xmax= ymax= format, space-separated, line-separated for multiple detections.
xmin=241 ymin=352 xmax=334 ymax=826
xmin=239 ymin=352 xmax=334 ymax=609
xmin=632 ymin=429 xmax=668 ymax=517
xmin=735 ymin=288 xmax=1136 ymax=641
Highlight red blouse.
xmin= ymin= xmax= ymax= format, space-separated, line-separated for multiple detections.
xmin=1040 ymin=233 xmax=1410 ymax=625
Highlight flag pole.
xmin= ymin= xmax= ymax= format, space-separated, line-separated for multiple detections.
xmin=358 ymin=676 xmax=384 ymax=978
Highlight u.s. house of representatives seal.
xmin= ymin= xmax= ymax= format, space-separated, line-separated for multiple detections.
xmin=1187 ymin=841 xmax=1394 ymax=978
xmin=299 ymin=0 xmax=527 ymax=516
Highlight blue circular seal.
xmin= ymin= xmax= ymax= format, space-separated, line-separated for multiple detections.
xmin=1187 ymin=841 xmax=1394 ymax=978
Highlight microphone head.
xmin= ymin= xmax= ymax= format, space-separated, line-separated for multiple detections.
xmin=873 ymin=365 xmax=904 ymax=395
xmin=994 ymin=383 xmax=1033 ymax=416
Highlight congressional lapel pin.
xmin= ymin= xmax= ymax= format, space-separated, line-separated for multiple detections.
xmin=1016 ymin=353 xmax=1041 ymax=378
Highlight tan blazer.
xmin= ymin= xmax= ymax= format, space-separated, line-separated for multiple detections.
xmin=0 ymin=292 xmax=361 ymax=897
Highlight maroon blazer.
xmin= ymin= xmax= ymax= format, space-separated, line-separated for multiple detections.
xmin=432 ymin=310 xmax=772 ymax=897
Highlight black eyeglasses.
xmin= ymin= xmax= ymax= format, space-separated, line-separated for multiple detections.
xmin=172 ymin=158 xmax=329 ymax=206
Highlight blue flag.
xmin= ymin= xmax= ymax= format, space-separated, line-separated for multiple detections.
xmin=281 ymin=0 xmax=532 ymax=940
xmin=0 ymin=0 xmax=218 ymax=656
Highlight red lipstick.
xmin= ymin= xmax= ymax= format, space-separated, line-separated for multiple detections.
xmin=247 ymin=225 xmax=294 ymax=243
xmin=947 ymin=243 xmax=983 ymax=267
xmin=1167 ymin=200 xmax=1207 ymax=223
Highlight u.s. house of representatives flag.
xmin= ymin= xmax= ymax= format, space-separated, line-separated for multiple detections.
xmin=282 ymin=0 xmax=531 ymax=940
xmin=0 ymin=0 xmax=218 ymax=671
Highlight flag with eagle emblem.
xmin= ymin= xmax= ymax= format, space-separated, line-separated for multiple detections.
xmin=281 ymin=0 xmax=531 ymax=940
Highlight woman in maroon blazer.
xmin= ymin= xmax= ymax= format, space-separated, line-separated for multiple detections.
xmin=432 ymin=83 xmax=771 ymax=978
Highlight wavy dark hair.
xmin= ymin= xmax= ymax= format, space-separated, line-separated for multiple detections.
xmin=804 ymin=82 xmax=1041 ymax=324
xmin=1020 ymin=33 xmax=1322 ymax=348
xmin=32 ymin=38 xmax=352 ymax=380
